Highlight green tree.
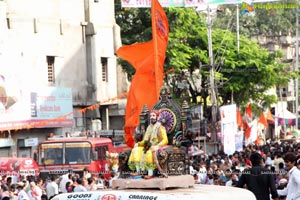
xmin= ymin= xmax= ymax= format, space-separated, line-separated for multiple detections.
xmin=114 ymin=1 xmax=296 ymax=116
xmin=214 ymin=1 xmax=297 ymax=37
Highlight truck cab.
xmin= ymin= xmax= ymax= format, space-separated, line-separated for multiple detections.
xmin=37 ymin=136 xmax=128 ymax=179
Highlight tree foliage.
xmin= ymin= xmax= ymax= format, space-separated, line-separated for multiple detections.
xmin=114 ymin=1 xmax=297 ymax=113
xmin=214 ymin=0 xmax=297 ymax=36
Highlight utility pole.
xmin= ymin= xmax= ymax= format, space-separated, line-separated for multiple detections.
xmin=231 ymin=4 xmax=240 ymax=104
xmin=296 ymin=6 xmax=299 ymax=129
xmin=207 ymin=6 xmax=218 ymax=151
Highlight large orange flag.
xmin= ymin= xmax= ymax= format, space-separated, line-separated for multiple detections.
xmin=116 ymin=0 xmax=169 ymax=148
xmin=258 ymin=111 xmax=268 ymax=127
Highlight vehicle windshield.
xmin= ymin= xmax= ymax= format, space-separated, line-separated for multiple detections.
xmin=39 ymin=143 xmax=63 ymax=165
xmin=39 ymin=142 xmax=91 ymax=165
xmin=65 ymin=142 xmax=91 ymax=164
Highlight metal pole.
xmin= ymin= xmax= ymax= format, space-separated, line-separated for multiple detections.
xmin=207 ymin=6 xmax=217 ymax=149
xmin=296 ymin=7 xmax=299 ymax=129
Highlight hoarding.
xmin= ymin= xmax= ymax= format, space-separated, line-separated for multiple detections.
xmin=219 ymin=104 xmax=237 ymax=155
xmin=0 ymin=87 xmax=73 ymax=130
xmin=120 ymin=0 xmax=280 ymax=7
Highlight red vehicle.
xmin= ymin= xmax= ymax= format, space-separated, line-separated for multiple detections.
xmin=37 ymin=136 xmax=129 ymax=179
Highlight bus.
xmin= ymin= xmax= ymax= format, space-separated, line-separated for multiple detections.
xmin=37 ymin=136 xmax=129 ymax=179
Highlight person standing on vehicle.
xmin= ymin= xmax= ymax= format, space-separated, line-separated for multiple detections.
xmin=277 ymin=152 xmax=300 ymax=200
xmin=236 ymin=152 xmax=279 ymax=200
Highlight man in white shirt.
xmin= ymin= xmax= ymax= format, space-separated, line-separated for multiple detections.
xmin=16 ymin=182 xmax=30 ymax=200
xmin=59 ymin=173 xmax=73 ymax=193
xmin=46 ymin=176 xmax=58 ymax=200
xmin=27 ymin=182 xmax=42 ymax=200
xmin=73 ymin=178 xmax=87 ymax=192
xmin=197 ymin=161 xmax=207 ymax=184
xmin=277 ymin=152 xmax=300 ymax=200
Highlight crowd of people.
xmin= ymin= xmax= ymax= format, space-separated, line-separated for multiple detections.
xmin=0 ymin=138 xmax=299 ymax=200
xmin=0 ymin=169 xmax=118 ymax=200
xmin=190 ymin=140 xmax=300 ymax=200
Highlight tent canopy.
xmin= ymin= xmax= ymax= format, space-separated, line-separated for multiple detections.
xmin=276 ymin=109 xmax=296 ymax=126
xmin=276 ymin=109 xmax=296 ymax=119
xmin=0 ymin=157 xmax=39 ymax=176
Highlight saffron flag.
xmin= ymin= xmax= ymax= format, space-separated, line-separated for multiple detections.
xmin=116 ymin=0 xmax=169 ymax=148
xmin=258 ymin=111 xmax=268 ymax=127
xmin=236 ymin=108 xmax=243 ymax=128
xmin=221 ymin=110 xmax=225 ymax=118
xmin=245 ymin=127 xmax=252 ymax=139
xmin=245 ymin=103 xmax=252 ymax=119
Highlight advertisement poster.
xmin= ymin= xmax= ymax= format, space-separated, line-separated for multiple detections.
xmin=0 ymin=86 xmax=73 ymax=130
xmin=219 ymin=104 xmax=237 ymax=155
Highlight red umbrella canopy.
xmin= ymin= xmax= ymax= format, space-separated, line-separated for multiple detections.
xmin=0 ymin=157 xmax=39 ymax=176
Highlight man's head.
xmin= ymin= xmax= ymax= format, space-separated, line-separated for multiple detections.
xmin=250 ymin=152 xmax=263 ymax=166
xmin=150 ymin=110 xmax=160 ymax=124
xmin=284 ymin=152 xmax=297 ymax=171
xmin=16 ymin=181 xmax=25 ymax=190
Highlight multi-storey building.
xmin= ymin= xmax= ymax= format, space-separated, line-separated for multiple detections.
xmin=251 ymin=32 xmax=297 ymax=111
xmin=251 ymin=33 xmax=298 ymax=139
xmin=0 ymin=0 xmax=128 ymax=157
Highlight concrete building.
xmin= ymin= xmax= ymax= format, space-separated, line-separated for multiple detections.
xmin=251 ymin=33 xmax=298 ymax=139
xmin=251 ymin=32 xmax=297 ymax=111
xmin=0 ymin=0 xmax=128 ymax=157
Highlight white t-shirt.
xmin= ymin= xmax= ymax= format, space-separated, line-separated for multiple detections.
xmin=27 ymin=187 xmax=42 ymax=200
xmin=59 ymin=174 xmax=71 ymax=193
xmin=46 ymin=181 xmax=58 ymax=199
xmin=17 ymin=190 xmax=30 ymax=200
xmin=73 ymin=185 xmax=87 ymax=192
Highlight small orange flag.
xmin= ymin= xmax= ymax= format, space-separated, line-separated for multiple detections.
xmin=258 ymin=111 xmax=268 ymax=127
xmin=222 ymin=110 xmax=225 ymax=118
xmin=245 ymin=103 xmax=252 ymax=119
xmin=245 ymin=127 xmax=252 ymax=139
xmin=236 ymin=108 xmax=243 ymax=128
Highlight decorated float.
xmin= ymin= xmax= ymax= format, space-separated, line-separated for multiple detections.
xmin=112 ymin=87 xmax=197 ymax=190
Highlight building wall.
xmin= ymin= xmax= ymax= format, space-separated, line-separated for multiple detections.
xmin=251 ymin=33 xmax=298 ymax=139
xmin=251 ymin=33 xmax=297 ymax=104
xmin=0 ymin=0 xmax=128 ymax=158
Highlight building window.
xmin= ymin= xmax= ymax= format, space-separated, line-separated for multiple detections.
xmin=101 ymin=57 xmax=108 ymax=82
xmin=47 ymin=56 xmax=55 ymax=83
